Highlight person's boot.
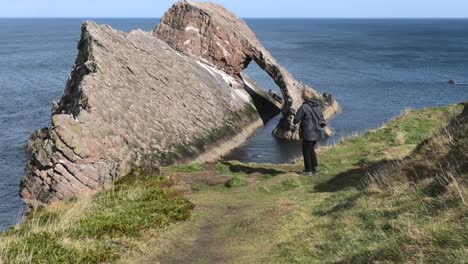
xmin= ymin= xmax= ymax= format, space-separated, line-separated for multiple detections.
xmin=312 ymin=167 xmax=319 ymax=174
xmin=301 ymin=171 xmax=313 ymax=176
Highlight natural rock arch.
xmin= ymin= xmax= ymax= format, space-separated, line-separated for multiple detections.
xmin=20 ymin=1 xmax=341 ymax=206
xmin=155 ymin=0 xmax=339 ymax=139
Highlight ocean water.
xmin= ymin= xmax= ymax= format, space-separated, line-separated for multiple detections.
xmin=227 ymin=19 xmax=468 ymax=162
xmin=1 ymin=19 xmax=467 ymax=229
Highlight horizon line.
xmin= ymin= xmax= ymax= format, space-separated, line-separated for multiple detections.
xmin=1 ymin=16 xmax=468 ymax=20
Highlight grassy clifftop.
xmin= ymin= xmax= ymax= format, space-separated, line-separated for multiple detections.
xmin=0 ymin=174 xmax=194 ymax=263
xmin=1 ymin=103 xmax=466 ymax=263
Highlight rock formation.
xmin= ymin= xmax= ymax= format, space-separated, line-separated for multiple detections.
xmin=21 ymin=21 xmax=267 ymax=205
xmin=241 ymin=72 xmax=282 ymax=122
xmin=155 ymin=0 xmax=339 ymax=139
xmin=21 ymin=1 xmax=339 ymax=205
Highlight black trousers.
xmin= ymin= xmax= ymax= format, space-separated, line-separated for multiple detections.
xmin=302 ymin=140 xmax=318 ymax=172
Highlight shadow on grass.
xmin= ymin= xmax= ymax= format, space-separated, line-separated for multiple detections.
xmin=314 ymin=168 xmax=366 ymax=193
xmin=314 ymin=194 xmax=362 ymax=216
xmin=222 ymin=162 xmax=285 ymax=176
xmin=314 ymin=160 xmax=398 ymax=193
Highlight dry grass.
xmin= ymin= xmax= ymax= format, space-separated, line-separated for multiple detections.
xmin=394 ymin=130 xmax=406 ymax=145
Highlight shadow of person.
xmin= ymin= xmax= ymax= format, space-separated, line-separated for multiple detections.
xmin=222 ymin=162 xmax=285 ymax=176
xmin=314 ymin=159 xmax=398 ymax=193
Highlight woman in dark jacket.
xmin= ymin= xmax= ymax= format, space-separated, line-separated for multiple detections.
xmin=294 ymin=88 xmax=326 ymax=176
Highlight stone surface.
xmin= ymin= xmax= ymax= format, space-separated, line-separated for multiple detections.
xmin=155 ymin=0 xmax=339 ymax=139
xmin=21 ymin=21 xmax=265 ymax=205
xmin=241 ymin=72 xmax=282 ymax=122
xmin=21 ymin=1 xmax=340 ymax=205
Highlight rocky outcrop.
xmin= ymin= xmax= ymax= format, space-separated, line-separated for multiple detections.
xmin=155 ymin=0 xmax=339 ymax=139
xmin=21 ymin=21 xmax=265 ymax=205
xmin=21 ymin=1 xmax=340 ymax=205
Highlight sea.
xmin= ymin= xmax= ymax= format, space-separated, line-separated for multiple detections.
xmin=1 ymin=18 xmax=467 ymax=229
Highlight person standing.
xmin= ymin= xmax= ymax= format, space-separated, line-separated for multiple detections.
xmin=294 ymin=88 xmax=327 ymax=176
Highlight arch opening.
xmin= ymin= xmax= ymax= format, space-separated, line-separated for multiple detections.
xmin=240 ymin=60 xmax=283 ymax=123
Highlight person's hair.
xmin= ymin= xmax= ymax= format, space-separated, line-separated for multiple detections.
xmin=302 ymin=88 xmax=316 ymax=100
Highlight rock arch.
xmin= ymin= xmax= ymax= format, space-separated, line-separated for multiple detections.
xmin=155 ymin=0 xmax=339 ymax=139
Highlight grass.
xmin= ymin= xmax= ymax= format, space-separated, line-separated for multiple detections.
xmin=225 ymin=175 xmax=245 ymax=188
xmin=0 ymin=171 xmax=194 ymax=263
xmin=2 ymin=104 xmax=466 ymax=263
xmin=281 ymin=179 xmax=302 ymax=189
xmin=128 ymin=104 xmax=466 ymax=263
xmin=165 ymin=163 xmax=206 ymax=173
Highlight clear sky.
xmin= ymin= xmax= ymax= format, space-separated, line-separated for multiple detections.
xmin=1 ymin=0 xmax=468 ymax=18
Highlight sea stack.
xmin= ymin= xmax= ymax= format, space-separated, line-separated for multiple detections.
xmin=20 ymin=1 xmax=339 ymax=205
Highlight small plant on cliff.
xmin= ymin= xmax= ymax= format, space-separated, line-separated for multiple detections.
xmin=225 ymin=175 xmax=245 ymax=188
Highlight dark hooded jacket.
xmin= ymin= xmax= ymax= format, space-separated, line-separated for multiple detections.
xmin=294 ymin=99 xmax=326 ymax=141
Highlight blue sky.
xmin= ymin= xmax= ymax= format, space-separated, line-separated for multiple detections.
xmin=1 ymin=0 xmax=468 ymax=18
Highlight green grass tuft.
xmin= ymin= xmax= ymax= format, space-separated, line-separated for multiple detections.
xmin=215 ymin=163 xmax=233 ymax=175
xmin=281 ymin=179 xmax=302 ymax=189
xmin=225 ymin=175 xmax=245 ymax=188
xmin=166 ymin=163 xmax=205 ymax=173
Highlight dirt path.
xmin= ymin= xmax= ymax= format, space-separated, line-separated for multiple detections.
xmin=123 ymin=168 xmax=321 ymax=264
xmin=156 ymin=205 xmax=242 ymax=263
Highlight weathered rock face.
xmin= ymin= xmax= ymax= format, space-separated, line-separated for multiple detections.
xmin=241 ymin=72 xmax=282 ymax=122
xmin=21 ymin=1 xmax=340 ymax=205
xmin=21 ymin=21 xmax=265 ymax=205
xmin=155 ymin=0 xmax=339 ymax=139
